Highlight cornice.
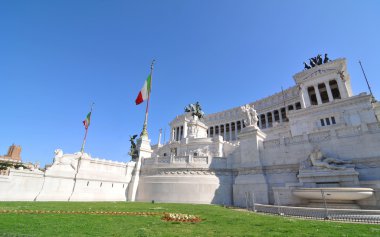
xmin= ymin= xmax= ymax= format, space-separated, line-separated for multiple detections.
xmin=288 ymin=94 xmax=372 ymax=118
xmin=293 ymin=58 xmax=346 ymax=84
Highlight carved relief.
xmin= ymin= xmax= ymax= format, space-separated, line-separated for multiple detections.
xmin=306 ymin=147 xmax=353 ymax=170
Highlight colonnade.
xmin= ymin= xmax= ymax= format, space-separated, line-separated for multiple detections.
xmin=302 ymin=79 xmax=342 ymax=107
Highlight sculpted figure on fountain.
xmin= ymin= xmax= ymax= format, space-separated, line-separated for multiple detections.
xmin=308 ymin=147 xmax=353 ymax=170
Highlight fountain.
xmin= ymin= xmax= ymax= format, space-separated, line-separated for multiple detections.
xmin=291 ymin=147 xmax=374 ymax=209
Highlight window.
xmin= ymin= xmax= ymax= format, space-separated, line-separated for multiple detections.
xmin=163 ymin=153 xmax=167 ymax=157
xmin=280 ymin=108 xmax=287 ymax=121
xmin=329 ymin=80 xmax=341 ymax=99
xmin=318 ymin=83 xmax=329 ymax=103
xmin=274 ymin=110 xmax=280 ymax=122
xmin=267 ymin=112 xmax=273 ymax=127
xmin=210 ymin=127 xmax=214 ymax=137
xmin=326 ymin=118 xmax=331 ymax=125
xmin=320 ymin=116 xmax=336 ymax=127
xmin=260 ymin=114 xmax=266 ymax=128
xmin=288 ymin=105 xmax=294 ymax=111
xmin=225 ymin=123 xmax=230 ymax=141
xmin=237 ymin=121 xmax=241 ymax=131
xmin=308 ymin=86 xmax=318 ymax=105
xmin=295 ymin=102 xmax=302 ymax=110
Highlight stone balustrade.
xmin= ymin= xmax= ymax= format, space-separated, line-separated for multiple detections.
xmin=143 ymin=155 xmax=209 ymax=166
xmin=263 ymin=123 xmax=379 ymax=150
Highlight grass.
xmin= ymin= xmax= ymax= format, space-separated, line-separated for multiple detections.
xmin=0 ymin=202 xmax=378 ymax=237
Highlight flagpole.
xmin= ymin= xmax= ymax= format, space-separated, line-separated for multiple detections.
xmin=358 ymin=60 xmax=376 ymax=103
xmin=81 ymin=102 xmax=94 ymax=153
xmin=140 ymin=60 xmax=155 ymax=137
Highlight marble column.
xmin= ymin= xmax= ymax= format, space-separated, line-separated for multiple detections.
xmin=265 ymin=114 xmax=268 ymax=128
xmin=183 ymin=122 xmax=188 ymax=138
xmin=336 ymin=78 xmax=348 ymax=99
xmin=325 ymin=82 xmax=333 ymax=102
xmin=314 ymin=85 xmax=322 ymax=105
xmin=229 ymin=122 xmax=232 ymax=141
xmin=258 ymin=115 xmax=262 ymax=128
xmin=223 ymin=124 xmax=227 ymax=141
xmin=300 ymin=85 xmax=310 ymax=108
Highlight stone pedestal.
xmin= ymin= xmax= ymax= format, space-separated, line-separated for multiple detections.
xmin=35 ymin=152 xmax=81 ymax=201
xmin=233 ymin=125 xmax=269 ymax=205
xmin=298 ymin=168 xmax=360 ymax=187
xmin=128 ymin=135 xmax=152 ymax=201
xmin=187 ymin=117 xmax=208 ymax=139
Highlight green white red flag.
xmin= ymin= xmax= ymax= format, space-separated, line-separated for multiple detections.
xmin=135 ymin=74 xmax=152 ymax=105
xmin=83 ymin=112 xmax=91 ymax=129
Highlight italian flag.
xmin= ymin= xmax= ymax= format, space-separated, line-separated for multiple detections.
xmin=83 ymin=112 xmax=91 ymax=129
xmin=135 ymin=74 xmax=152 ymax=105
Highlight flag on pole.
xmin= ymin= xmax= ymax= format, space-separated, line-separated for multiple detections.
xmin=83 ymin=112 xmax=91 ymax=129
xmin=135 ymin=74 xmax=152 ymax=105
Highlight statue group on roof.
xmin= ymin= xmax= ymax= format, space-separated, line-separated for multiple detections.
xmin=303 ymin=54 xmax=330 ymax=70
xmin=185 ymin=102 xmax=205 ymax=119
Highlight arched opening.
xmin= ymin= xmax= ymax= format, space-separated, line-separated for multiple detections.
xmin=231 ymin=122 xmax=236 ymax=140
xmin=308 ymin=86 xmax=318 ymax=105
xmin=210 ymin=127 xmax=214 ymax=137
xmin=220 ymin=125 xmax=225 ymax=140
xmin=329 ymin=80 xmax=341 ymax=99
xmin=225 ymin=123 xmax=230 ymax=141
xmin=260 ymin=114 xmax=266 ymax=128
xmin=318 ymin=83 xmax=329 ymax=103
xmin=280 ymin=108 xmax=287 ymax=121
xmin=274 ymin=110 xmax=280 ymax=122
xmin=176 ymin=127 xmax=180 ymax=141
xmin=267 ymin=112 xmax=273 ymax=128
xmin=295 ymin=102 xmax=302 ymax=110
xmin=237 ymin=121 xmax=241 ymax=132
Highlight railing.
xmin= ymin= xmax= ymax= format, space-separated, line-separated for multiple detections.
xmin=173 ymin=156 xmax=189 ymax=163
xmin=193 ymin=156 xmax=208 ymax=164
xmin=253 ymin=204 xmax=380 ymax=224
xmin=241 ymin=192 xmax=380 ymax=224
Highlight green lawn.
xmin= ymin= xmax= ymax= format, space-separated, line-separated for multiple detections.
xmin=0 ymin=202 xmax=378 ymax=237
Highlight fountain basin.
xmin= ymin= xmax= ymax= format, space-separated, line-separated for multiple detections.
xmin=293 ymin=187 xmax=374 ymax=201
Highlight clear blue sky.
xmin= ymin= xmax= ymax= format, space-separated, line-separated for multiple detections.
xmin=1 ymin=1 xmax=379 ymax=166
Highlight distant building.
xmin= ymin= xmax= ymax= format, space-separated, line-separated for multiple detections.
xmin=0 ymin=144 xmax=22 ymax=163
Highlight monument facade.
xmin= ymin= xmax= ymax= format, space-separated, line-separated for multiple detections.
xmin=137 ymin=58 xmax=380 ymax=208
xmin=0 ymin=57 xmax=379 ymax=209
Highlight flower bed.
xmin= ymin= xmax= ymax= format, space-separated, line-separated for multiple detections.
xmin=161 ymin=213 xmax=201 ymax=223
xmin=0 ymin=209 xmax=201 ymax=223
